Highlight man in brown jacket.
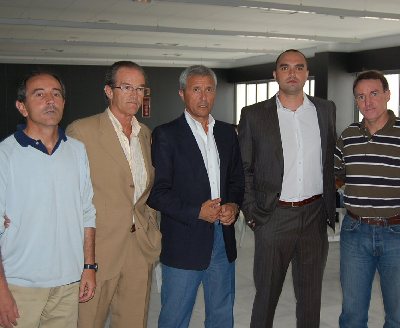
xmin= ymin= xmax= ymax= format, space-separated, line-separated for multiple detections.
xmin=67 ymin=61 xmax=161 ymax=328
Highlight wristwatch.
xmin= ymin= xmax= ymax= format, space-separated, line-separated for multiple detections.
xmin=83 ymin=263 xmax=98 ymax=272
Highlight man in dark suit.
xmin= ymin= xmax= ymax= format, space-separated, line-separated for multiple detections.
xmin=148 ymin=65 xmax=244 ymax=328
xmin=238 ymin=49 xmax=336 ymax=328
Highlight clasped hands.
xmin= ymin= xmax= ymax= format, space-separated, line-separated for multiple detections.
xmin=199 ymin=198 xmax=238 ymax=226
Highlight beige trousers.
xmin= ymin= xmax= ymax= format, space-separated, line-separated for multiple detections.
xmin=78 ymin=233 xmax=153 ymax=328
xmin=9 ymin=282 xmax=79 ymax=328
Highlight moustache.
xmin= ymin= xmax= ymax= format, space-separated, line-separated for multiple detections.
xmin=44 ymin=105 xmax=57 ymax=112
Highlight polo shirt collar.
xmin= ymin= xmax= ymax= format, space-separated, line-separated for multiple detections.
xmin=14 ymin=124 xmax=67 ymax=155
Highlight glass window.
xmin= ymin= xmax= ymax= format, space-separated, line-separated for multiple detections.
xmin=246 ymin=84 xmax=257 ymax=106
xmin=386 ymin=74 xmax=399 ymax=117
xmin=236 ymin=84 xmax=246 ymax=119
xmin=310 ymin=79 xmax=315 ymax=96
xmin=257 ymin=83 xmax=267 ymax=102
xmin=268 ymin=81 xmax=279 ymax=99
xmin=357 ymin=73 xmax=399 ymax=121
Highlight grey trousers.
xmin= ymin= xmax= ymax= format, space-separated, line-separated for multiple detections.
xmin=250 ymin=199 xmax=329 ymax=328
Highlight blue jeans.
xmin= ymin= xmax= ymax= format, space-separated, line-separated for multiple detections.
xmin=339 ymin=214 xmax=400 ymax=328
xmin=158 ymin=223 xmax=235 ymax=328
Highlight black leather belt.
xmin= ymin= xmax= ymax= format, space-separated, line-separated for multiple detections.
xmin=278 ymin=194 xmax=322 ymax=207
xmin=348 ymin=210 xmax=400 ymax=226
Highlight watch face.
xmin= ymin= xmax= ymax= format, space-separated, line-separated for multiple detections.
xmin=84 ymin=263 xmax=98 ymax=272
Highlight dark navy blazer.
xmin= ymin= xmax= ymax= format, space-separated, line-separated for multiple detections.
xmin=147 ymin=114 xmax=244 ymax=270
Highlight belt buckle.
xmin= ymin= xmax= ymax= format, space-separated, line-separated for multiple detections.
xmin=378 ymin=217 xmax=387 ymax=226
xmin=370 ymin=217 xmax=385 ymax=226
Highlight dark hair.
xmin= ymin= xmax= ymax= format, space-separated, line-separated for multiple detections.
xmin=16 ymin=71 xmax=66 ymax=102
xmin=275 ymin=49 xmax=308 ymax=69
xmin=353 ymin=70 xmax=389 ymax=94
xmin=104 ymin=61 xmax=147 ymax=87
xmin=179 ymin=65 xmax=217 ymax=90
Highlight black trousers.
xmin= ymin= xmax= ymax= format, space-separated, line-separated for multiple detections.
xmin=250 ymin=199 xmax=328 ymax=328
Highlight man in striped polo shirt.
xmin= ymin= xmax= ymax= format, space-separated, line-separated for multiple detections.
xmin=335 ymin=70 xmax=400 ymax=328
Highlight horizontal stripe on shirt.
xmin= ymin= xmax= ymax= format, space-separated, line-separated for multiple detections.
xmin=335 ymin=110 xmax=400 ymax=217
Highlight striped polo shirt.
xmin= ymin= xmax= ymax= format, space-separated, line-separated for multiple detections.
xmin=334 ymin=110 xmax=400 ymax=218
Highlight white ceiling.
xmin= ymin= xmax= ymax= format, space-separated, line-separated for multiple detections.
xmin=1 ymin=0 xmax=400 ymax=68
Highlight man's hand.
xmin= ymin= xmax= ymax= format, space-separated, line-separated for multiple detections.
xmin=199 ymin=198 xmax=221 ymax=223
xmin=79 ymin=269 xmax=96 ymax=303
xmin=0 ymin=286 xmax=19 ymax=328
xmin=219 ymin=203 xmax=239 ymax=226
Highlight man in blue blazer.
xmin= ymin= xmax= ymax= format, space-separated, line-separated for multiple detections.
xmin=148 ymin=65 xmax=244 ymax=328
xmin=239 ymin=50 xmax=336 ymax=328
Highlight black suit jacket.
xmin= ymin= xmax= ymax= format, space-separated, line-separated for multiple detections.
xmin=148 ymin=114 xmax=244 ymax=270
xmin=238 ymin=95 xmax=336 ymax=229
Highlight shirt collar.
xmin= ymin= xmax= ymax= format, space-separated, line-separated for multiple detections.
xmin=184 ymin=109 xmax=215 ymax=132
xmin=107 ymin=107 xmax=141 ymax=137
xmin=276 ymin=92 xmax=311 ymax=112
xmin=14 ymin=124 xmax=67 ymax=155
xmin=360 ymin=109 xmax=396 ymax=136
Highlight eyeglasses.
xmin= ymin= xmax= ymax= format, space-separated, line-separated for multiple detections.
xmin=355 ymin=90 xmax=385 ymax=102
xmin=111 ymin=84 xmax=147 ymax=95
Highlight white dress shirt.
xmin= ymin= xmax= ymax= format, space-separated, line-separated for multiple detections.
xmin=276 ymin=94 xmax=323 ymax=202
xmin=107 ymin=108 xmax=147 ymax=223
xmin=184 ymin=110 xmax=220 ymax=200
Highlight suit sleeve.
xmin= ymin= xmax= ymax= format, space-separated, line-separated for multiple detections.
xmin=331 ymin=100 xmax=337 ymax=142
xmin=226 ymin=128 xmax=245 ymax=207
xmin=237 ymin=107 xmax=256 ymax=219
xmin=65 ymin=121 xmax=82 ymax=141
xmin=147 ymin=127 xmax=200 ymax=225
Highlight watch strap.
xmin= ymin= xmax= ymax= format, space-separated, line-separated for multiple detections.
xmin=83 ymin=263 xmax=98 ymax=272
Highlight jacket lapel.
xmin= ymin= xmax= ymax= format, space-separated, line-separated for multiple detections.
xmin=137 ymin=126 xmax=153 ymax=191
xmin=213 ymin=121 xmax=227 ymax=183
xmin=266 ymin=96 xmax=284 ymax=169
xmin=177 ymin=114 xmax=210 ymax=190
xmin=98 ymin=111 xmax=132 ymax=180
xmin=309 ymin=96 xmax=327 ymax=166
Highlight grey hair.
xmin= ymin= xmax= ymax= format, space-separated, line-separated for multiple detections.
xmin=179 ymin=65 xmax=217 ymax=90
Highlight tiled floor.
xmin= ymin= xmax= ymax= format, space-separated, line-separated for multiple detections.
xmin=147 ymin=224 xmax=385 ymax=328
